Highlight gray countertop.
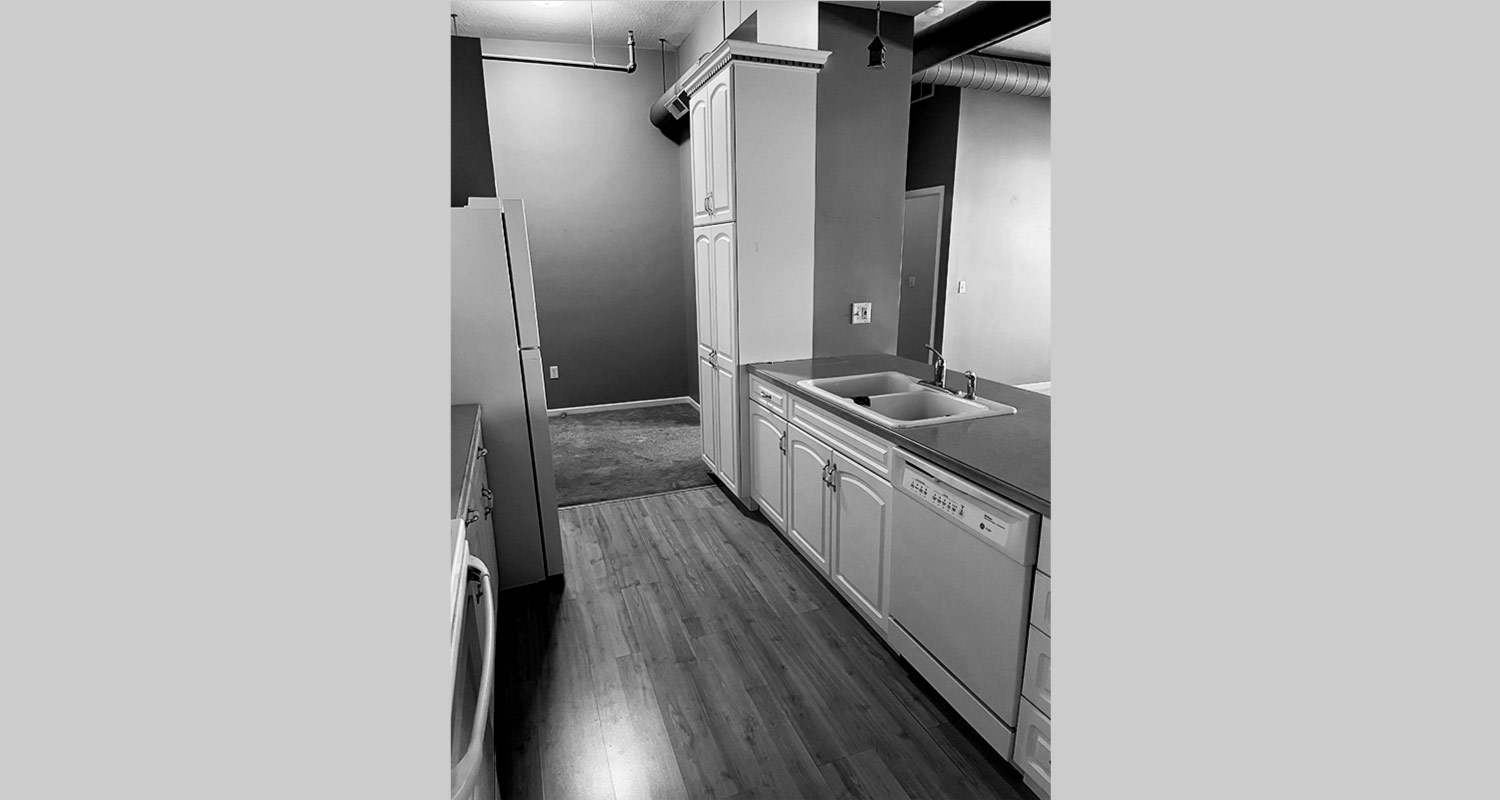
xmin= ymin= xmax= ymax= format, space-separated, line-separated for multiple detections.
xmin=452 ymin=404 xmax=481 ymax=522
xmin=748 ymin=355 xmax=1050 ymax=517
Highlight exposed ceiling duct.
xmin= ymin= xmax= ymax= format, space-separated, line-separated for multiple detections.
xmin=912 ymin=0 xmax=1049 ymax=74
xmin=913 ymin=54 xmax=1050 ymax=98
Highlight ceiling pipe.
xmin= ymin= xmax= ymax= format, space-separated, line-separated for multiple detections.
xmin=482 ymin=30 xmax=637 ymax=73
xmin=914 ymin=54 xmax=1050 ymax=98
xmin=912 ymin=1 xmax=1049 ymax=74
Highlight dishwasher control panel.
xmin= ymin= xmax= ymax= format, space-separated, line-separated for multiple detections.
xmin=903 ymin=469 xmax=1019 ymax=553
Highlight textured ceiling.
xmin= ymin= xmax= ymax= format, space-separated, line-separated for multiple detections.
xmin=450 ymin=1 xmax=714 ymax=48
xmin=979 ymin=20 xmax=1050 ymax=63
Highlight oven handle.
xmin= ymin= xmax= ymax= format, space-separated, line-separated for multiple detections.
xmin=451 ymin=555 xmax=497 ymax=800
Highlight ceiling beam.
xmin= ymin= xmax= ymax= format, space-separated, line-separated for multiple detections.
xmin=912 ymin=1 xmax=1050 ymax=74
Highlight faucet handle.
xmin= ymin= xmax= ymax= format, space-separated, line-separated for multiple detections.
xmin=963 ymin=371 xmax=978 ymax=399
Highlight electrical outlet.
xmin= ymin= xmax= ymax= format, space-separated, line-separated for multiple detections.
xmin=549 ymin=366 xmax=559 ymax=379
xmin=958 ymin=280 xmax=967 ymax=294
xmin=852 ymin=302 xmax=872 ymax=324
xmin=909 ymin=276 xmax=917 ymax=287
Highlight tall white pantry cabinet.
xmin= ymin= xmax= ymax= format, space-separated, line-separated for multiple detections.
xmin=687 ymin=41 xmax=828 ymax=502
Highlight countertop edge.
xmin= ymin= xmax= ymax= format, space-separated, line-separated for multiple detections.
xmin=747 ymin=363 xmax=1051 ymax=518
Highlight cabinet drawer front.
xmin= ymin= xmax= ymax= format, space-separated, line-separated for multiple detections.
xmin=1022 ymin=625 xmax=1051 ymax=718
xmin=1037 ymin=517 xmax=1051 ymax=577
xmin=748 ymin=375 xmax=789 ymax=418
xmin=1014 ymin=698 xmax=1051 ymax=798
xmin=1030 ymin=570 xmax=1051 ymax=636
xmin=790 ymin=397 xmax=892 ymax=479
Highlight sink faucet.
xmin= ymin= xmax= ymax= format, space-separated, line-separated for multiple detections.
xmin=922 ymin=345 xmax=947 ymax=390
xmin=963 ymin=371 xmax=978 ymax=400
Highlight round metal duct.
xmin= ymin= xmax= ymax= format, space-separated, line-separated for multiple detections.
xmin=913 ymin=54 xmax=1050 ymax=98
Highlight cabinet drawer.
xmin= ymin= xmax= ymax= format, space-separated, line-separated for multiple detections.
xmin=748 ymin=374 xmax=789 ymax=418
xmin=790 ymin=397 xmax=892 ymax=479
xmin=1030 ymin=570 xmax=1051 ymax=636
xmin=1037 ymin=517 xmax=1051 ymax=576
xmin=1022 ymin=625 xmax=1051 ymax=718
xmin=1014 ymin=697 xmax=1051 ymax=798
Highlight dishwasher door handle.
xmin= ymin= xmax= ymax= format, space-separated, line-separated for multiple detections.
xmin=451 ymin=555 xmax=497 ymax=800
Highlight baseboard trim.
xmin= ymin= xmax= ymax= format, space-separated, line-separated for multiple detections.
xmin=684 ymin=395 xmax=700 ymax=412
xmin=547 ymin=396 xmax=694 ymax=418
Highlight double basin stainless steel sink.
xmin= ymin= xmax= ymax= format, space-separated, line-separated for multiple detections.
xmin=795 ymin=371 xmax=1017 ymax=429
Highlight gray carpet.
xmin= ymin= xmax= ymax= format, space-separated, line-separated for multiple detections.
xmin=548 ymin=403 xmax=712 ymax=507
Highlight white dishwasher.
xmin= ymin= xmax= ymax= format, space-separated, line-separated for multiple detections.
xmin=889 ymin=448 xmax=1039 ymax=759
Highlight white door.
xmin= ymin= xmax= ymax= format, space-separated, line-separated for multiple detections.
xmin=748 ymin=404 xmax=787 ymax=531
xmin=705 ymin=68 xmax=735 ymax=224
xmin=785 ymin=424 xmax=832 ymax=574
xmin=714 ymin=363 xmax=738 ymax=491
xmin=709 ymin=224 xmax=736 ymax=363
xmin=699 ymin=357 xmax=717 ymax=472
xmin=689 ymin=91 xmax=712 ymax=227
xmin=1014 ymin=698 xmax=1052 ymax=797
xmin=830 ymin=452 xmax=893 ymax=633
xmin=693 ymin=228 xmax=714 ymax=355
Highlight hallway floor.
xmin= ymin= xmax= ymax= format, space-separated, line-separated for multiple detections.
xmin=495 ymin=486 xmax=1037 ymax=800
xmin=548 ymin=404 xmax=712 ymax=507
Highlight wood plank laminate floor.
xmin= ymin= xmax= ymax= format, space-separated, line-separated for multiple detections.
xmin=495 ymin=486 xmax=1038 ymax=800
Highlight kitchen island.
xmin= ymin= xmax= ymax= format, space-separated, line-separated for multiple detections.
xmin=748 ymin=354 xmax=1050 ymax=517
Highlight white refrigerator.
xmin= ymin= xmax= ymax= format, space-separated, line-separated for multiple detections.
xmin=452 ymin=199 xmax=564 ymax=590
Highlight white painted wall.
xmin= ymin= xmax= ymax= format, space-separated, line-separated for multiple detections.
xmin=942 ymin=90 xmax=1051 ymax=385
xmin=678 ymin=1 xmax=819 ymax=79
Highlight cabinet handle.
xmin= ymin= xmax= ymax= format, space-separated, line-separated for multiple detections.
xmin=465 ymin=507 xmax=479 ymax=525
xmin=778 ymin=430 xmax=787 ymax=454
xmin=704 ymin=195 xmax=711 ymax=214
xmin=821 ymin=461 xmax=831 ymax=487
xmin=759 ymin=390 xmax=773 ymax=401
xmin=477 ymin=447 xmax=487 ymax=458
xmin=481 ymin=487 xmax=493 ymax=502
xmin=483 ymin=505 xmax=493 ymax=520
xmin=828 ymin=465 xmax=838 ymax=492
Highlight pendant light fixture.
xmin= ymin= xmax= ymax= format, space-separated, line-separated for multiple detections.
xmin=868 ymin=2 xmax=886 ymax=69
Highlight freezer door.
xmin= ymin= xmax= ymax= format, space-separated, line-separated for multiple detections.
xmin=501 ymin=199 xmax=542 ymax=350
xmin=520 ymin=348 xmax=564 ymax=576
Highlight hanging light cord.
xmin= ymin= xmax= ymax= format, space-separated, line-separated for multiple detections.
xmin=590 ymin=2 xmax=597 ymax=64
xmin=876 ymin=3 xmax=882 ymax=38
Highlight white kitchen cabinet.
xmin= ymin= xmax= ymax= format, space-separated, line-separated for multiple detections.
xmin=689 ymin=67 xmax=735 ymax=227
xmin=829 ymin=451 xmax=894 ymax=634
xmin=714 ymin=360 xmax=738 ymax=492
xmin=1022 ymin=626 xmax=1051 ymax=718
xmin=748 ymin=403 xmax=788 ymax=531
xmin=785 ymin=423 xmax=833 ymax=574
xmin=1015 ymin=698 xmax=1052 ymax=798
xmin=699 ymin=356 xmax=718 ymax=474
xmin=682 ymin=41 xmax=827 ymax=510
xmin=694 ymin=223 xmax=738 ymax=491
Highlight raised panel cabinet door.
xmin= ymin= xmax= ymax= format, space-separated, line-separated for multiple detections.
xmin=706 ymin=68 xmax=735 ymax=223
xmin=830 ymin=452 xmax=893 ymax=632
xmin=689 ymin=92 xmax=711 ymax=226
xmin=748 ymin=404 xmax=788 ymax=531
xmin=710 ymin=225 xmax=736 ymax=362
xmin=714 ymin=363 xmax=738 ymax=491
xmin=1014 ymin=698 xmax=1052 ymax=798
xmin=699 ymin=357 xmax=718 ymax=473
xmin=1022 ymin=625 xmax=1052 ymax=718
xmin=785 ymin=424 xmax=832 ymax=574
xmin=693 ymin=228 xmax=714 ymax=352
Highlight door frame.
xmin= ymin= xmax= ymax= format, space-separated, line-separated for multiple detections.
xmin=902 ymin=186 xmax=947 ymax=361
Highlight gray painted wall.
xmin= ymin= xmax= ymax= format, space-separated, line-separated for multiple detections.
xmin=812 ymin=4 xmax=914 ymax=357
xmin=481 ymin=40 xmax=691 ymax=409
xmin=944 ymin=89 xmax=1051 ymax=385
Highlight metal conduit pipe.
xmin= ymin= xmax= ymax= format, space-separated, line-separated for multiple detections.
xmin=913 ymin=54 xmax=1050 ymax=98
xmin=483 ymin=31 xmax=637 ymax=73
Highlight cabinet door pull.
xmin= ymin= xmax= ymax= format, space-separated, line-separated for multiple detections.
xmin=778 ymin=431 xmax=787 ymax=454
xmin=828 ymin=465 xmax=838 ymax=492
xmin=477 ymin=447 xmax=487 ymax=458
xmin=481 ymin=487 xmax=493 ymax=502
xmin=465 ymin=507 xmax=479 ymax=525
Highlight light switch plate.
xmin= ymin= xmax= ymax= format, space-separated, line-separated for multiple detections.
xmin=549 ymin=366 xmax=559 ymax=379
xmin=852 ymin=302 xmax=872 ymax=324
xmin=958 ymin=280 xmax=967 ymax=294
